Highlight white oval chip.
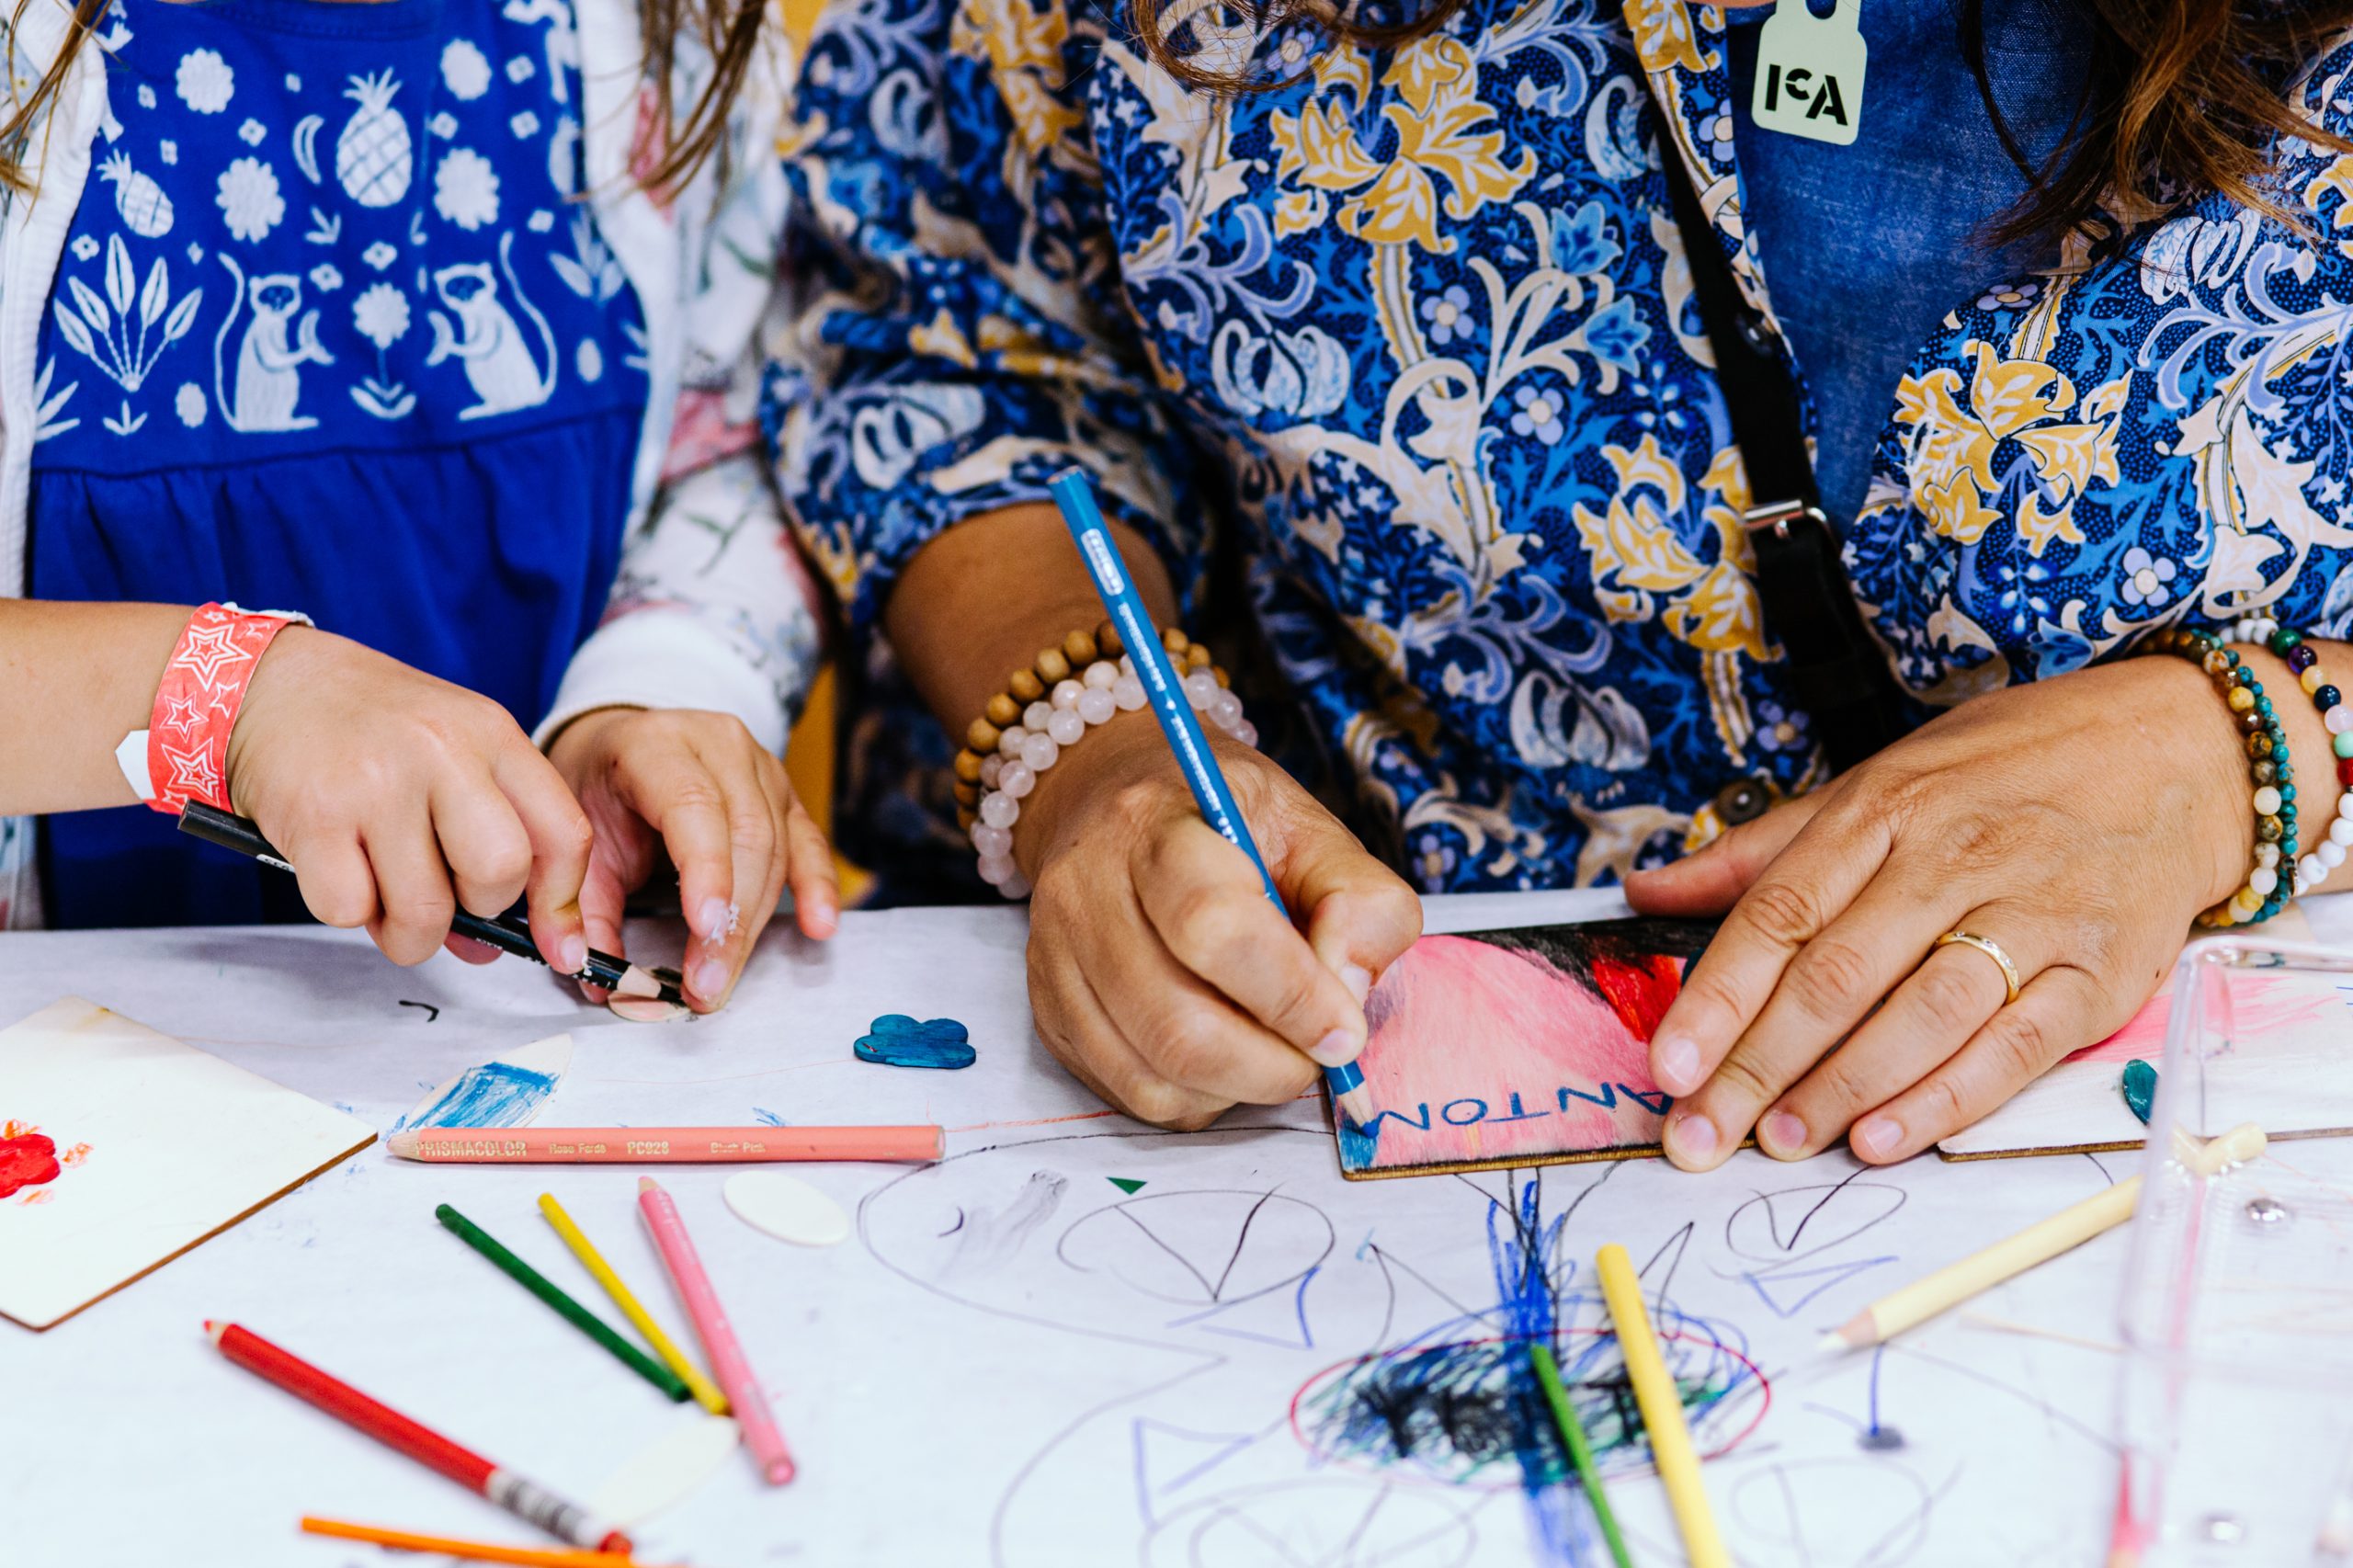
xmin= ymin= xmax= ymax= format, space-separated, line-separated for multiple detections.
xmin=724 ymin=1170 xmax=850 ymax=1247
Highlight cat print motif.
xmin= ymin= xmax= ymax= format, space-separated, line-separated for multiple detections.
xmin=425 ymin=231 xmax=556 ymax=420
xmin=214 ymin=253 xmax=333 ymax=432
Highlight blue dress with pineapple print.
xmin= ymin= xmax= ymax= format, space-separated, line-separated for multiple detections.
xmin=28 ymin=0 xmax=649 ymax=928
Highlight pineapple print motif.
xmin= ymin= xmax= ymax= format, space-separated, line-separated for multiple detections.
xmin=98 ymin=151 xmax=173 ymax=239
xmin=336 ymin=71 xmax=412 ymax=208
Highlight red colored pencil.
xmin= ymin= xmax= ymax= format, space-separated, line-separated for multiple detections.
xmin=385 ymin=1125 xmax=943 ymax=1165
xmin=203 ymin=1322 xmax=628 ymax=1554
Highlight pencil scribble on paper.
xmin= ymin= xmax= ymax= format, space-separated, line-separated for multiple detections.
xmin=392 ymin=1034 xmax=570 ymax=1131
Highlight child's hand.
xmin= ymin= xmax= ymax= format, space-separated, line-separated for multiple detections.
xmin=224 ymin=628 xmax=596 ymax=971
xmin=547 ymin=707 xmax=840 ymax=1011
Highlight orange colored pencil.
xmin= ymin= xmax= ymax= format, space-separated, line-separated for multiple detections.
xmin=300 ymin=1517 xmax=652 ymax=1566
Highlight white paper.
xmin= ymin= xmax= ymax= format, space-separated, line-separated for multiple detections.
xmin=1 ymin=897 xmax=2350 ymax=1566
xmin=0 ymin=996 xmax=376 ymax=1329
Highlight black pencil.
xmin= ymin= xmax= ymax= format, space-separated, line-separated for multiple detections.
xmin=176 ymin=801 xmax=679 ymax=1001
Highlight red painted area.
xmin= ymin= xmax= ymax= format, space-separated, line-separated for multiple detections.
xmin=0 ymin=1130 xmax=61 ymax=1199
xmin=1591 ymin=953 xmax=1683 ymax=1043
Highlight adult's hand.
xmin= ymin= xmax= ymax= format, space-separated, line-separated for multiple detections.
xmin=1624 ymin=652 xmax=2265 ymax=1168
xmin=226 ymin=627 xmax=595 ymax=972
xmin=549 ymin=706 xmax=839 ymax=1012
xmin=1015 ymin=711 xmax=1423 ymax=1129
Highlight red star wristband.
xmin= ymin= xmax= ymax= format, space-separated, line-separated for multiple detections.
xmin=142 ymin=603 xmax=307 ymax=814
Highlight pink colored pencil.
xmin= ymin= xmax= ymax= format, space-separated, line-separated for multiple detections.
xmin=385 ymin=1126 xmax=942 ymax=1165
xmin=635 ymin=1177 xmax=794 ymax=1486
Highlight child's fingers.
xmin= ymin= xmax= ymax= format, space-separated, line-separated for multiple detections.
xmin=285 ymin=829 xmax=380 ymax=934
xmin=574 ymin=852 xmax=631 ymax=1001
xmin=491 ymin=744 xmax=594 ymax=973
xmin=430 ymin=772 xmax=533 ymax=919
xmin=361 ymin=818 xmax=460 ymax=967
xmin=677 ymin=736 xmax=784 ymax=1010
xmin=784 ymin=790 xmax=839 ymax=939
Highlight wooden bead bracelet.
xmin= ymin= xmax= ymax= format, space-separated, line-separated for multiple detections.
xmin=957 ymin=622 xmax=1253 ymax=897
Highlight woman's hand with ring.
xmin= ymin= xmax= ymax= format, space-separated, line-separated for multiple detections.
xmin=1623 ymin=652 xmax=2269 ymax=1169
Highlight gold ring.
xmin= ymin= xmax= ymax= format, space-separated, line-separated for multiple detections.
xmin=1935 ymin=929 xmax=2021 ymax=1005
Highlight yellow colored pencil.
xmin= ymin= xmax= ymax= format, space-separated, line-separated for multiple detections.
xmin=539 ymin=1192 xmax=730 ymax=1415
xmin=1824 ymin=1120 xmax=2267 ymax=1353
xmin=1596 ymin=1242 xmax=1730 ymax=1568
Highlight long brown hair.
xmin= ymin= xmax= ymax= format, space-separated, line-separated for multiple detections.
xmin=0 ymin=0 xmax=766 ymax=199
xmin=1134 ymin=0 xmax=2353 ymax=244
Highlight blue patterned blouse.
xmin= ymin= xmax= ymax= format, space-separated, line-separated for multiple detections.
xmin=774 ymin=0 xmax=2353 ymax=893
xmin=31 ymin=0 xmax=648 ymax=926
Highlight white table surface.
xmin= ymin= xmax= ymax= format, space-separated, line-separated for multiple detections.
xmin=6 ymin=890 xmax=2350 ymax=1568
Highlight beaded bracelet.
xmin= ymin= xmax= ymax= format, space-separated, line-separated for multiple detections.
xmin=2230 ymin=618 xmax=2353 ymax=896
xmin=957 ymin=622 xmax=1256 ymax=897
xmin=2146 ymin=627 xmax=2295 ymax=926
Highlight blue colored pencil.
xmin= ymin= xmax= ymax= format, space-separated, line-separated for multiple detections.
xmin=1046 ymin=468 xmax=1376 ymax=1127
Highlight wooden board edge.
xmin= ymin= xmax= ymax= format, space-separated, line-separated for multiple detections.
xmin=3 ymin=1130 xmax=379 ymax=1333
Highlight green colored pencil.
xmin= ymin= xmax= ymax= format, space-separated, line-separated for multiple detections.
xmin=435 ymin=1202 xmax=690 ymax=1403
xmin=1530 ymin=1340 xmax=1633 ymax=1568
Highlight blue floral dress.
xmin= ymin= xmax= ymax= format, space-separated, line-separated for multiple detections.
xmin=29 ymin=0 xmax=648 ymax=926
xmin=774 ymin=0 xmax=2353 ymax=894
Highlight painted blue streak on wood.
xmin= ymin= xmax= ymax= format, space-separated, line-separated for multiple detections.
xmin=393 ymin=1062 xmax=559 ymax=1131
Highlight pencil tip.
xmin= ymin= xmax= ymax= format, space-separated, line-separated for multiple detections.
xmin=384 ymin=1131 xmax=416 ymax=1158
xmin=1818 ymin=1326 xmax=1858 ymax=1355
xmin=638 ymin=1176 xmax=659 ymax=1194
xmin=1334 ymin=1085 xmax=1377 ymax=1129
xmin=615 ymin=965 xmax=664 ymax=1000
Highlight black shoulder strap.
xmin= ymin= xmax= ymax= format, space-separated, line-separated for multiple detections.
xmin=1661 ymin=161 xmax=1907 ymax=774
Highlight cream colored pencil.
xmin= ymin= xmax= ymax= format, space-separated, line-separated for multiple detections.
xmin=1824 ymin=1121 xmax=2266 ymax=1352
xmin=1596 ymin=1242 xmax=1731 ymax=1568
xmin=539 ymin=1193 xmax=730 ymax=1416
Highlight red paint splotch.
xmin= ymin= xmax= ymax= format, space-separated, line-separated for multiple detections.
xmin=0 ymin=1119 xmax=61 ymax=1199
xmin=1591 ymin=952 xmax=1683 ymax=1043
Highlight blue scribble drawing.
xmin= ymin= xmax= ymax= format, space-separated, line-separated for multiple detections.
xmin=392 ymin=1035 xmax=570 ymax=1131
xmin=752 ymin=1107 xmax=790 ymax=1126
xmin=856 ymin=1015 xmax=976 ymax=1070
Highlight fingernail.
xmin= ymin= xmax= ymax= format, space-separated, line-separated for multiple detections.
xmin=1668 ymin=1112 xmax=1717 ymax=1163
xmin=1339 ymin=963 xmax=1372 ymax=1004
xmin=559 ymin=934 xmax=588 ymax=973
xmin=1307 ymin=1028 xmax=1362 ymax=1068
xmin=1760 ymin=1110 xmax=1806 ymax=1155
xmin=696 ymin=897 xmax=737 ymax=939
xmin=1655 ymin=1034 xmax=1700 ymax=1095
xmin=1851 ymin=1115 xmax=1901 ymax=1160
xmin=690 ymin=958 xmax=731 ymax=1000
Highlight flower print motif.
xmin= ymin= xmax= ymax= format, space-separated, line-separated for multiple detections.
xmin=1753 ymin=699 xmax=1809 ymax=753
xmin=70 ymin=234 xmax=98 ymax=262
xmin=1415 ymin=832 xmax=1458 ymax=886
xmin=1893 ymin=342 xmax=2130 ymax=553
xmin=176 ymin=382 xmax=207 ymax=427
xmin=506 ymin=56 xmax=536 ymax=85
xmin=428 ymin=111 xmax=458 ymax=140
xmin=309 ymin=263 xmax=343 ymax=293
xmin=1549 ymin=200 xmax=1620 ymax=278
xmin=238 ymin=118 xmax=265 ymax=147
xmin=1581 ymin=297 xmax=1652 ymax=370
xmin=158 ymin=139 xmax=177 ymax=165
xmin=215 ymin=158 xmax=284 ymax=243
xmin=1510 ymin=384 xmax=1566 ymax=445
xmin=176 ymin=49 xmax=233 ymax=113
xmin=510 ymin=110 xmax=540 ymax=140
xmin=1973 ymin=279 xmax=2042 ymax=312
xmin=136 ymin=84 xmax=155 ymax=110
xmin=1267 ymin=26 xmax=1319 ymax=78
xmin=433 ymin=147 xmax=500 ymax=230
xmin=362 ymin=241 xmax=398 ymax=272
xmin=1419 ymin=284 xmax=1475 ymax=347
xmin=352 ymin=282 xmax=411 ymax=349
xmin=440 ymin=40 xmax=491 ymax=100
xmin=2120 ymin=546 xmax=2178 ymax=608
xmin=1210 ymin=321 xmax=1347 ymax=420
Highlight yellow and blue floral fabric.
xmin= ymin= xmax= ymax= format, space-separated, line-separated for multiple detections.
xmin=774 ymin=0 xmax=2353 ymax=892
xmin=31 ymin=0 xmax=648 ymax=926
